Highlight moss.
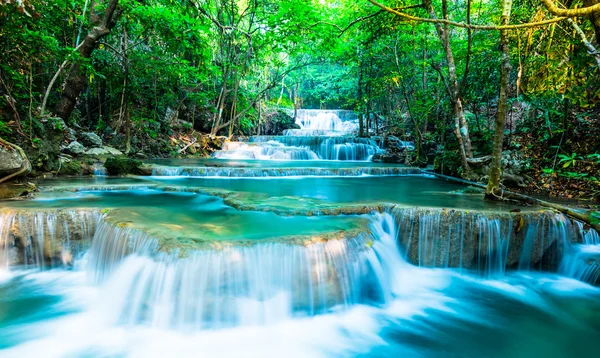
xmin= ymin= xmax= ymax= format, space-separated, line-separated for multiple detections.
xmin=59 ymin=160 xmax=82 ymax=176
xmin=104 ymin=157 xmax=142 ymax=175
xmin=0 ymin=182 xmax=36 ymax=200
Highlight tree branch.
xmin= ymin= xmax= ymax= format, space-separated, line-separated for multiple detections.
xmin=367 ymin=0 xmax=568 ymax=29
xmin=540 ymin=0 xmax=600 ymax=17
xmin=568 ymin=18 xmax=600 ymax=66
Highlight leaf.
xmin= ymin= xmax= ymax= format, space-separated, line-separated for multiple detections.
xmin=515 ymin=215 xmax=525 ymax=234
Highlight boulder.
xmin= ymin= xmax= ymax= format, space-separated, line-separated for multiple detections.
xmin=0 ymin=145 xmax=25 ymax=176
xmin=103 ymin=146 xmax=123 ymax=156
xmin=58 ymin=159 xmax=82 ymax=176
xmin=80 ymin=132 xmax=103 ymax=148
xmin=104 ymin=157 xmax=143 ymax=175
xmin=62 ymin=141 xmax=86 ymax=156
xmin=84 ymin=146 xmax=123 ymax=157
xmin=0 ymin=182 xmax=36 ymax=200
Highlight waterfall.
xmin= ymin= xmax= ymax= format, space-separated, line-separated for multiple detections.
xmin=87 ymin=213 xmax=401 ymax=329
xmin=558 ymin=221 xmax=600 ymax=285
xmin=0 ymin=210 xmax=100 ymax=270
xmin=210 ymin=109 xmax=383 ymax=161
xmin=393 ymin=208 xmax=580 ymax=277
xmin=213 ymin=141 xmax=319 ymax=160
xmin=248 ymin=136 xmax=383 ymax=161
xmin=286 ymin=109 xmax=359 ymax=136
xmin=2 ymin=205 xmax=599 ymax=302
xmin=150 ymin=166 xmax=421 ymax=177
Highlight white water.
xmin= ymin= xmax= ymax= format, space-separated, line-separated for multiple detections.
xmin=1 ymin=211 xmax=600 ymax=357
xmin=285 ymin=109 xmax=359 ymax=136
xmin=211 ymin=109 xmax=382 ymax=161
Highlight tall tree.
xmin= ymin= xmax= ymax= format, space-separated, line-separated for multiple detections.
xmin=55 ymin=0 xmax=122 ymax=120
xmin=486 ymin=0 xmax=513 ymax=197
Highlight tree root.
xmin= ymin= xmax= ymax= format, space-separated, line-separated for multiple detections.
xmin=424 ymin=170 xmax=600 ymax=232
xmin=0 ymin=137 xmax=31 ymax=184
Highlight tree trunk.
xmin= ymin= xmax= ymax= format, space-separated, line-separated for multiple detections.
xmin=55 ymin=0 xmax=121 ymax=121
xmin=424 ymin=0 xmax=474 ymax=175
xmin=486 ymin=0 xmax=513 ymax=198
xmin=358 ymin=62 xmax=365 ymax=137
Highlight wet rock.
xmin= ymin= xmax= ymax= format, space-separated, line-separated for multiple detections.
xmin=104 ymin=157 xmax=143 ymax=175
xmin=258 ymin=110 xmax=300 ymax=135
xmin=26 ymin=117 xmax=66 ymax=173
xmin=62 ymin=141 xmax=86 ymax=156
xmin=80 ymin=132 xmax=103 ymax=148
xmin=372 ymin=136 xmax=414 ymax=164
xmin=0 ymin=209 xmax=99 ymax=267
xmin=84 ymin=146 xmax=123 ymax=157
xmin=58 ymin=159 xmax=82 ymax=176
xmin=0 ymin=182 xmax=36 ymax=200
xmin=66 ymin=128 xmax=78 ymax=142
xmin=0 ymin=144 xmax=25 ymax=176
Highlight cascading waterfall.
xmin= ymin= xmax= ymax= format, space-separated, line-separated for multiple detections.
xmin=150 ymin=166 xmax=420 ymax=177
xmin=249 ymin=136 xmax=382 ymax=161
xmin=559 ymin=221 xmax=600 ymax=284
xmin=393 ymin=208 xmax=581 ymax=277
xmin=89 ymin=213 xmax=401 ymax=329
xmin=2 ymin=205 xmax=599 ymax=331
xmin=213 ymin=141 xmax=319 ymax=160
xmin=210 ymin=109 xmax=383 ymax=161
xmin=284 ymin=109 xmax=359 ymax=136
xmin=0 ymin=210 xmax=100 ymax=270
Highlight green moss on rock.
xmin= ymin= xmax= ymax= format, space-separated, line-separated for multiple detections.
xmin=104 ymin=157 xmax=142 ymax=175
xmin=59 ymin=160 xmax=82 ymax=175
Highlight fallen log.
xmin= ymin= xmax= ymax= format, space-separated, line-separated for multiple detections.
xmin=423 ymin=170 xmax=600 ymax=232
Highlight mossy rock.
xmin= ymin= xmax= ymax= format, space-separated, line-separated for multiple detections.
xmin=59 ymin=160 xmax=82 ymax=176
xmin=104 ymin=157 xmax=142 ymax=175
xmin=0 ymin=182 xmax=36 ymax=200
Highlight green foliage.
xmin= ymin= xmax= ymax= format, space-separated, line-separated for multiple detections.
xmin=558 ymin=153 xmax=583 ymax=168
xmin=0 ymin=122 xmax=12 ymax=136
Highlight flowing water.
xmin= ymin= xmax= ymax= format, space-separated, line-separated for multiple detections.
xmin=212 ymin=110 xmax=387 ymax=161
xmin=1 ymin=109 xmax=599 ymax=357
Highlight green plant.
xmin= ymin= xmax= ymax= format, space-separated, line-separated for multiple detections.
xmin=558 ymin=153 xmax=583 ymax=168
xmin=0 ymin=121 xmax=12 ymax=136
xmin=587 ymin=154 xmax=600 ymax=164
xmin=559 ymin=172 xmax=589 ymax=180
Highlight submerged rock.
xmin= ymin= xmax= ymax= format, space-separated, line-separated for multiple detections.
xmin=80 ymin=132 xmax=103 ymax=148
xmin=0 ymin=182 xmax=36 ymax=200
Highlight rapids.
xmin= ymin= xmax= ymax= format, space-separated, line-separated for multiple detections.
xmin=1 ymin=109 xmax=599 ymax=357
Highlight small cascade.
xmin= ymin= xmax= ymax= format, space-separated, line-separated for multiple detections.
xmin=213 ymin=141 xmax=318 ymax=160
xmin=249 ymin=136 xmax=382 ymax=161
xmin=393 ymin=208 xmax=578 ymax=277
xmin=87 ymin=220 xmax=158 ymax=283
xmin=0 ymin=210 xmax=100 ymax=269
xmin=88 ymin=213 xmax=402 ymax=329
xmin=559 ymin=221 xmax=600 ymax=284
xmin=151 ymin=165 xmax=421 ymax=177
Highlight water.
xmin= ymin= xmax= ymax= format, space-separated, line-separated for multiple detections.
xmin=0 ymin=212 xmax=599 ymax=357
xmin=2 ymin=140 xmax=600 ymax=356
xmin=211 ymin=109 xmax=384 ymax=161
